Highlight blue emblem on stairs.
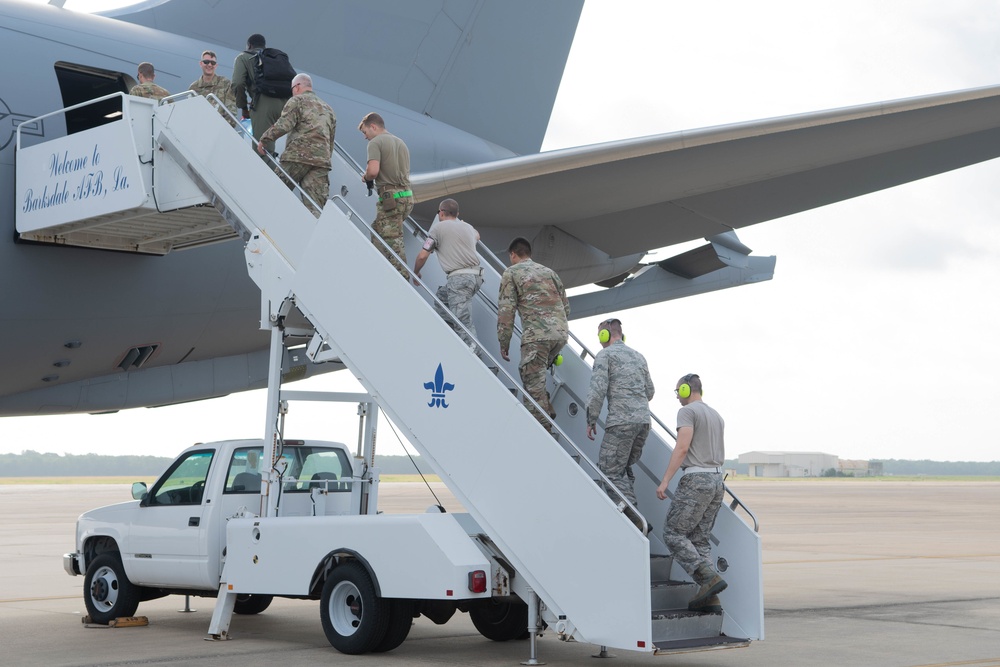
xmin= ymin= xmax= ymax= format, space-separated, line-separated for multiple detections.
xmin=424 ymin=363 xmax=455 ymax=408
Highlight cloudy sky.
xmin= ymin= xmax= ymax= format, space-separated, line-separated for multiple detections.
xmin=543 ymin=0 xmax=1000 ymax=464
xmin=4 ymin=0 xmax=998 ymax=463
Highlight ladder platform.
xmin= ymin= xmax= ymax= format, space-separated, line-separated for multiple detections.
xmin=15 ymin=93 xmax=242 ymax=254
xmin=18 ymin=205 xmax=237 ymax=254
xmin=654 ymin=634 xmax=751 ymax=655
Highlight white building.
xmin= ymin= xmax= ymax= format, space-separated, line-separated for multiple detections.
xmin=739 ymin=451 xmax=838 ymax=478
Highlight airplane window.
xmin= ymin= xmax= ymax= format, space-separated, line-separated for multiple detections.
xmin=53 ymin=62 xmax=136 ymax=135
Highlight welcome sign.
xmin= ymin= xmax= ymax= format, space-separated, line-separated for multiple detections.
xmin=16 ymin=119 xmax=149 ymax=235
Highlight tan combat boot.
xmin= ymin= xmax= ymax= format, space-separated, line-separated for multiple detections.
xmin=688 ymin=568 xmax=727 ymax=611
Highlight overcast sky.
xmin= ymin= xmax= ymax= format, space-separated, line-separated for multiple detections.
xmin=4 ymin=0 xmax=998 ymax=463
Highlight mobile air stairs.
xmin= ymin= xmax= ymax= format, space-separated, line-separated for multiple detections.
xmin=15 ymin=93 xmax=763 ymax=658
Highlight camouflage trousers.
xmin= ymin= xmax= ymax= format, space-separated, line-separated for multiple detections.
xmin=662 ymin=472 xmax=724 ymax=583
xmin=518 ymin=338 xmax=565 ymax=431
xmin=371 ymin=197 xmax=413 ymax=280
xmin=435 ymin=271 xmax=484 ymax=353
xmin=279 ymin=161 xmax=329 ymax=218
xmin=598 ymin=422 xmax=650 ymax=506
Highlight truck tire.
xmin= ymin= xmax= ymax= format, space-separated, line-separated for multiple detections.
xmin=469 ymin=598 xmax=530 ymax=641
xmin=83 ymin=552 xmax=141 ymax=625
xmin=372 ymin=599 xmax=414 ymax=653
xmin=320 ymin=562 xmax=389 ymax=654
xmin=234 ymin=593 xmax=273 ymax=615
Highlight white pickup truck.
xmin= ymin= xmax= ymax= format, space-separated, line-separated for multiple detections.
xmin=64 ymin=437 xmax=526 ymax=654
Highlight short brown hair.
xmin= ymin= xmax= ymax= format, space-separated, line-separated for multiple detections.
xmin=358 ymin=112 xmax=385 ymax=130
xmin=137 ymin=62 xmax=155 ymax=78
xmin=201 ymin=50 xmax=217 ymax=60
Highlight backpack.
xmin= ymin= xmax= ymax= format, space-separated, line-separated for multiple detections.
xmin=251 ymin=47 xmax=296 ymax=98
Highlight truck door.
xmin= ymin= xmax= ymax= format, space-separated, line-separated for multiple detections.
xmin=125 ymin=449 xmax=215 ymax=588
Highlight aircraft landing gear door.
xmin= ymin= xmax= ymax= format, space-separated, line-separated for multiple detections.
xmin=127 ymin=450 xmax=214 ymax=588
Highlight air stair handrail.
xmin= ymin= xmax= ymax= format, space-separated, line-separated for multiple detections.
xmin=16 ymin=91 xmax=140 ymax=150
xmin=203 ymin=93 xmax=326 ymax=216
xmin=564 ymin=318 xmax=761 ymax=533
xmin=325 ymin=193 xmax=649 ymax=534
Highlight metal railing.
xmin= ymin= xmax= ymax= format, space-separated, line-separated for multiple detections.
xmin=326 ymin=192 xmax=650 ymax=534
xmin=204 ymin=93 xmax=326 ymax=216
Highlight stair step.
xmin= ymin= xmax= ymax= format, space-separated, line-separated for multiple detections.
xmin=653 ymin=634 xmax=751 ymax=655
xmin=651 ymin=607 xmax=723 ymax=643
xmin=650 ymin=580 xmax=697 ymax=610
xmin=649 ymin=553 xmax=673 ymax=581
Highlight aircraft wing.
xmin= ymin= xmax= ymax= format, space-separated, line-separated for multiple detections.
xmin=411 ymin=85 xmax=1000 ymax=259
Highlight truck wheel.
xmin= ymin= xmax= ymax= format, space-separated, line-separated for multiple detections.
xmin=469 ymin=598 xmax=530 ymax=641
xmin=234 ymin=593 xmax=273 ymax=615
xmin=372 ymin=599 xmax=414 ymax=653
xmin=84 ymin=552 xmax=141 ymax=624
xmin=320 ymin=562 xmax=389 ymax=654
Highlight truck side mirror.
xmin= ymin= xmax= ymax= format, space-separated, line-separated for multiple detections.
xmin=131 ymin=482 xmax=148 ymax=501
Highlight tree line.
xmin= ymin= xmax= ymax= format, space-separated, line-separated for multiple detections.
xmin=0 ymin=450 xmax=434 ymax=477
xmin=1 ymin=451 xmax=998 ymax=478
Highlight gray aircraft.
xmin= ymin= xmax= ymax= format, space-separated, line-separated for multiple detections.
xmin=2 ymin=0 xmax=1000 ymax=416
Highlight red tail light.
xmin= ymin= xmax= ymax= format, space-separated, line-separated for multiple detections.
xmin=468 ymin=569 xmax=487 ymax=593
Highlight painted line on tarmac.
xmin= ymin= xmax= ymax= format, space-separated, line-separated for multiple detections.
xmin=765 ymin=555 xmax=999 ymax=564
xmin=0 ymin=595 xmax=77 ymax=603
xmin=911 ymin=659 xmax=1000 ymax=667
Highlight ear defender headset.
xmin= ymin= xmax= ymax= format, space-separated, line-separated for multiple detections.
xmin=598 ymin=319 xmax=624 ymax=344
xmin=677 ymin=373 xmax=698 ymax=399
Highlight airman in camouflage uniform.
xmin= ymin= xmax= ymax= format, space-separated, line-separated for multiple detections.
xmin=656 ymin=374 xmax=728 ymax=613
xmin=258 ymin=73 xmax=336 ymax=217
xmin=497 ymin=237 xmax=570 ymax=432
xmin=189 ymin=50 xmax=239 ymax=126
xmin=130 ymin=62 xmax=169 ymax=100
xmin=586 ymin=318 xmax=654 ymax=507
xmin=359 ymin=112 xmax=413 ymax=280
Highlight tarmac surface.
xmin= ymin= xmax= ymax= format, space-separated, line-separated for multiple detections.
xmin=1 ymin=479 xmax=998 ymax=666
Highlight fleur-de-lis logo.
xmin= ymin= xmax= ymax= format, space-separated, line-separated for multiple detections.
xmin=424 ymin=363 xmax=455 ymax=408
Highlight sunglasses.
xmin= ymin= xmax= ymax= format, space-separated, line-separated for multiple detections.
xmin=201 ymin=60 xmax=217 ymax=65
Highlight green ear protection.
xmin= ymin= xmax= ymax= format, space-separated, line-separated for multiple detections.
xmin=677 ymin=373 xmax=698 ymax=399
xmin=598 ymin=319 xmax=623 ymax=344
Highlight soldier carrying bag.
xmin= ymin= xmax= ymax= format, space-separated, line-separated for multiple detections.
xmin=252 ymin=47 xmax=296 ymax=98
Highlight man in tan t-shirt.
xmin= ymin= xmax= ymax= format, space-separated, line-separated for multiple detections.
xmin=359 ymin=112 xmax=412 ymax=279
xmin=655 ymin=373 xmax=728 ymax=613
xmin=413 ymin=198 xmax=483 ymax=356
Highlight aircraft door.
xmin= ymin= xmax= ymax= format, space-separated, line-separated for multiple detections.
xmin=53 ymin=62 xmax=135 ymax=135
